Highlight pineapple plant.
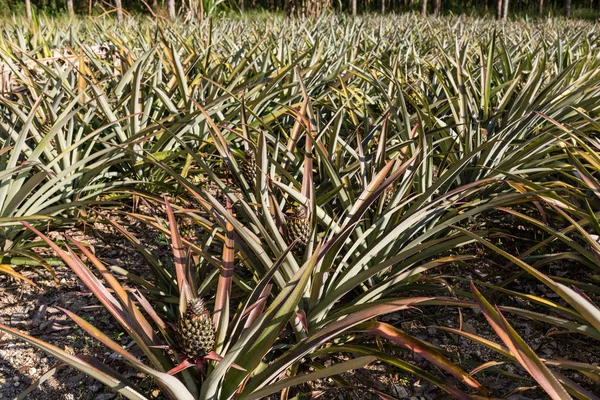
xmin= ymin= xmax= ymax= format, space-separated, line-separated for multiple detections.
xmin=178 ymin=298 xmax=215 ymax=360
xmin=284 ymin=205 xmax=310 ymax=258
xmin=4 ymin=15 xmax=600 ymax=400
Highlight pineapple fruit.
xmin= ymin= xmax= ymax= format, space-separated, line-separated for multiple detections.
xmin=240 ymin=149 xmax=256 ymax=185
xmin=39 ymin=118 xmax=52 ymax=135
xmin=284 ymin=205 xmax=310 ymax=258
xmin=382 ymin=184 xmax=395 ymax=209
xmin=404 ymin=91 xmax=417 ymax=115
xmin=178 ymin=298 xmax=215 ymax=359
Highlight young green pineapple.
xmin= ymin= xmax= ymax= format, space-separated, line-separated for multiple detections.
xmin=284 ymin=205 xmax=310 ymax=258
xmin=178 ymin=298 xmax=215 ymax=359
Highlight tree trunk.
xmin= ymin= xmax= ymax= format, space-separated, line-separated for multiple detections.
xmin=25 ymin=0 xmax=32 ymax=20
xmin=67 ymin=0 xmax=74 ymax=17
xmin=115 ymin=0 xmax=123 ymax=21
xmin=240 ymin=0 xmax=245 ymax=12
xmin=496 ymin=0 xmax=502 ymax=19
xmin=538 ymin=0 xmax=543 ymax=14
xmin=167 ymin=0 xmax=176 ymax=19
xmin=352 ymin=0 xmax=357 ymax=16
xmin=565 ymin=0 xmax=572 ymax=16
xmin=421 ymin=0 xmax=427 ymax=16
xmin=433 ymin=0 xmax=441 ymax=15
xmin=153 ymin=0 xmax=158 ymax=12
xmin=381 ymin=0 xmax=385 ymax=13
xmin=502 ymin=0 xmax=509 ymax=20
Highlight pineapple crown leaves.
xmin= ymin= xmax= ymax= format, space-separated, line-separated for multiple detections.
xmin=194 ymin=297 xmax=207 ymax=310
xmin=183 ymin=298 xmax=209 ymax=318
xmin=243 ymin=149 xmax=255 ymax=161
xmin=179 ymin=276 xmax=190 ymax=319
xmin=285 ymin=204 xmax=308 ymax=220
xmin=230 ymin=147 xmax=252 ymax=160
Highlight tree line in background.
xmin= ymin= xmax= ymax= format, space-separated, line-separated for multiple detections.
xmin=11 ymin=0 xmax=600 ymax=21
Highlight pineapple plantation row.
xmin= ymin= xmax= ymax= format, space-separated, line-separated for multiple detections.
xmin=0 ymin=13 xmax=599 ymax=399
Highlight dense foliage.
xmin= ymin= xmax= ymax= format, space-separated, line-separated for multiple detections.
xmin=4 ymin=0 xmax=600 ymax=17
xmin=0 ymin=12 xmax=599 ymax=400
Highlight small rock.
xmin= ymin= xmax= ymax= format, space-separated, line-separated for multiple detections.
xmin=66 ymin=373 xmax=85 ymax=387
xmin=462 ymin=322 xmax=477 ymax=335
xmin=95 ymin=394 xmax=116 ymax=400
xmin=29 ymin=367 xmax=36 ymax=375
xmin=31 ymin=305 xmax=48 ymax=326
xmin=90 ymin=383 xmax=102 ymax=392
xmin=14 ymin=381 xmax=20 ymax=387
xmin=393 ymin=386 xmax=410 ymax=397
